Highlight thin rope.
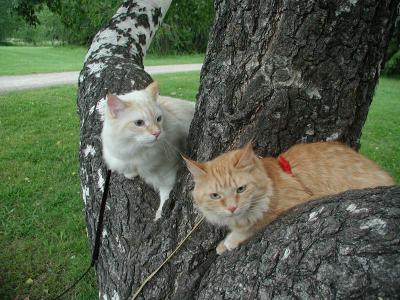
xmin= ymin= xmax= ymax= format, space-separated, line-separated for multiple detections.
xmin=91 ymin=170 xmax=112 ymax=265
xmin=51 ymin=169 xmax=111 ymax=300
xmin=51 ymin=265 xmax=93 ymax=300
xmin=131 ymin=216 xmax=205 ymax=300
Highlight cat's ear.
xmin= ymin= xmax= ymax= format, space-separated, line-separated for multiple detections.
xmin=145 ymin=81 xmax=160 ymax=100
xmin=106 ymin=94 xmax=127 ymax=118
xmin=182 ymin=156 xmax=207 ymax=178
xmin=235 ymin=143 xmax=256 ymax=168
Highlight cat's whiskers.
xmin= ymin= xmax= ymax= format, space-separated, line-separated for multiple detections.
xmin=240 ymin=194 xmax=270 ymax=209
xmin=159 ymin=138 xmax=184 ymax=159
xmin=198 ymin=200 xmax=268 ymax=228
xmin=130 ymin=139 xmax=182 ymax=184
xmin=158 ymin=140 xmax=183 ymax=165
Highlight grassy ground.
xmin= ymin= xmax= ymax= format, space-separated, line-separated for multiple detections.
xmin=0 ymin=86 xmax=96 ymax=299
xmin=0 ymin=46 xmax=204 ymax=76
xmin=0 ymin=74 xmax=398 ymax=299
xmin=360 ymin=76 xmax=400 ymax=180
xmin=0 ymin=72 xmax=200 ymax=300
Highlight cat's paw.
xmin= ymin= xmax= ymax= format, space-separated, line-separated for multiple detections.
xmin=223 ymin=235 xmax=240 ymax=251
xmin=217 ymin=235 xmax=241 ymax=255
xmin=123 ymin=172 xmax=138 ymax=179
xmin=216 ymin=240 xmax=228 ymax=255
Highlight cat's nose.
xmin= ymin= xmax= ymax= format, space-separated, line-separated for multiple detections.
xmin=152 ymin=130 xmax=161 ymax=138
xmin=227 ymin=205 xmax=237 ymax=213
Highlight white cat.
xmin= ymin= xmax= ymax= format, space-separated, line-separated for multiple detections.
xmin=101 ymin=81 xmax=195 ymax=220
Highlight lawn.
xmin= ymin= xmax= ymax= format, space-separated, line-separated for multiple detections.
xmin=0 ymin=71 xmax=200 ymax=299
xmin=360 ymin=76 xmax=400 ymax=180
xmin=0 ymin=46 xmax=204 ymax=76
xmin=0 ymin=74 xmax=398 ymax=299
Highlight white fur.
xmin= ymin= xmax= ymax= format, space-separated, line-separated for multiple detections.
xmin=101 ymin=87 xmax=195 ymax=220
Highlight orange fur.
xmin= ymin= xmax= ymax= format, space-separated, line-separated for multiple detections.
xmin=184 ymin=142 xmax=394 ymax=254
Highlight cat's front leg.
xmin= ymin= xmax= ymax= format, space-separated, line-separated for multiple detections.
xmin=154 ymin=186 xmax=172 ymax=221
xmin=216 ymin=230 xmax=253 ymax=255
xmin=123 ymin=165 xmax=138 ymax=179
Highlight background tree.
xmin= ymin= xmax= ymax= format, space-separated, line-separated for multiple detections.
xmin=0 ymin=0 xmax=19 ymax=42
xmin=150 ymin=0 xmax=214 ymax=54
xmin=7 ymin=0 xmax=400 ymax=75
xmin=78 ymin=0 xmax=400 ymax=299
xmin=11 ymin=0 xmax=214 ymax=51
xmin=383 ymin=22 xmax=400 ymax=75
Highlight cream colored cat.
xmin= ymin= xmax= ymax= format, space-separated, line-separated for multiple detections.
xmin=183 ymin=142 xmax=394 ymax=254
xmin=102 ymin=81 xmax=195 ymax=220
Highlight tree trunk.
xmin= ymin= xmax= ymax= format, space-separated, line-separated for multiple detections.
xmin=190 ymin=0 xmax=399 ymax=158
xmin=78 ymin=0 xmax=400 ymax=299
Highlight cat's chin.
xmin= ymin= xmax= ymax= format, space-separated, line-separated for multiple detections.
xmin=140 ymin=139 xmax=159 ymax=146
xmin=202 ymin=211 xmax=258 ymax=227
xmin=145 ymin=135 xmax=166 ymax=146
xmin=228 ymin=209 xmax=267 ymax=226
xmin=200 ymin=211 xmax=228 ymax=226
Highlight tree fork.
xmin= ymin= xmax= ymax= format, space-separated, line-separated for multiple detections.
xmin=78 ymin=0 xmax=400 ymax=299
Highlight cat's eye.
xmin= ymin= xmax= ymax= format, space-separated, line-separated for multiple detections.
xmin=236 ymin=185 xmax=247 ymax=193
xmin=156 ymin=115 xmax=162 ymax=122
xmin=210 ymin=193 xmax=221 ymax=200
xmin=134 ymin=120 xmax=145 ymax=127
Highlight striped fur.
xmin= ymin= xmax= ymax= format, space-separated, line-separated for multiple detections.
xmin=184 ymin=142 xmax=394 ymax=254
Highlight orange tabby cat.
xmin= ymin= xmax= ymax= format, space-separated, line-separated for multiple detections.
xmin=183 ymin=142 xmax=394 ymax=254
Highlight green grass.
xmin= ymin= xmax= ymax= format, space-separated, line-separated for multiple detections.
xmin=0 ymin=72 xmax=200 ymax=299
xmin=0 ymin=46 xmax=86 ymax=75
xmin=144 ymin=53 xmax=204 ymax=67
xmin=360 ymin=76 xmax=400 ymax=180
xmin=0 ymin=74 xmax=398 ymax=299
xmin=156 ymin=71 xmax=201 ymax=100
xmin=0 ymin=86 xmax=96 ymax=299
xmin=0 ymin=46 xmax=204 ymax=76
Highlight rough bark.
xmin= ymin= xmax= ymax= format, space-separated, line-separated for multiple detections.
xmin=190 ymin=0 xmax=399 ymax=159
xmin=195 ymin=186 xmax=400 ymax=300
xmin=77 ymin=1 xmax=172 ymax=298
xmin=78 ymin=0 xmax=400 ymax=299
